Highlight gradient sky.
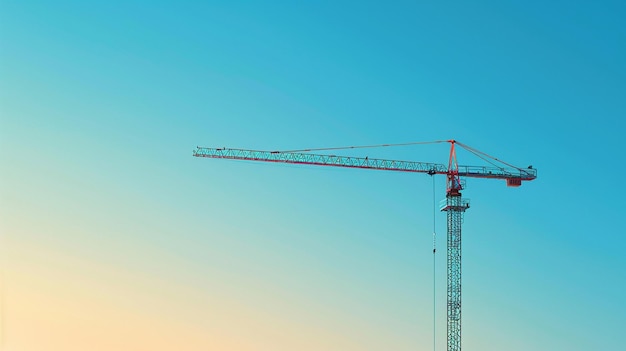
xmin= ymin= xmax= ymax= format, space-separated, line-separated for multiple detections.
xmin=1 ymin=1 xmax=625 ymax=350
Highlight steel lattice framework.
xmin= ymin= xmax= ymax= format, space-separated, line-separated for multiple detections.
xmin=441 ymin=193 xmax=470 ymax=351
xmin=193 ymin=140 xmax=536 ymax=351
xmin=193 ymin=147 xmax=537 ymax=182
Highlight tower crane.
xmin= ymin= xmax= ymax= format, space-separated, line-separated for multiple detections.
xmin=193 ymin=139 xmax=537 ymax=351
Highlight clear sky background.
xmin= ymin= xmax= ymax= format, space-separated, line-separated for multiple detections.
xmin=1 ymin=1 xmax=625 ymax=350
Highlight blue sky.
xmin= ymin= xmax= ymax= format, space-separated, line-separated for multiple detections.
xmin=1 ymin=1 xmax=625 ymax=350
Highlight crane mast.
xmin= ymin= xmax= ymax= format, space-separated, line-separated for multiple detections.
xmin=442 ymin=192 xmax=467 ymax=351
xmin=441 ymin=141 xmax=468 ymax=351
xmin=193 ymin=140 xmax=536 ymax=351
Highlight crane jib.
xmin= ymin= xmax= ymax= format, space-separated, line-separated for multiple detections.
xmin=193 ymin=147 xmax=537 ymax=182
